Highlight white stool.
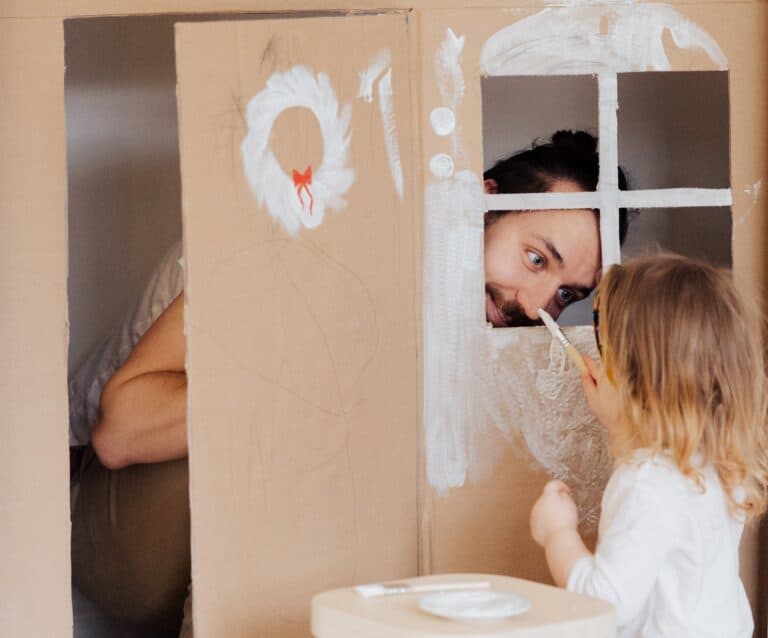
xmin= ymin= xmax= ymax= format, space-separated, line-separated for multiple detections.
xmin=312 ymin=573 xmax=615 ymax=637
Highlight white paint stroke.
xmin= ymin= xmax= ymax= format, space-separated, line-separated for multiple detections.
xmin=481 ymin=4 xmax=727 ymax=76
xmin=436 ymin=28 xmax=466 ymax=110
xmin=487 ymin=188 xmax=732 ymax=212
xmin=429 ymin=154 xmax=455 ymax=179
xmin=436 ymin=28 xmax=467 ymax=165
xmin=241 ymin=65 xmax=355 ymax=235
xmin=376 ymin=69 xmax=404 ymax=200
xmin=424 ymin=170 xmax=488 ymax=490
xmin=744 ymin=180 xmax=762 ymax=200
xmin=425 ymin=3 xmax=730 ymax=516
xmin=357 ymin=48 xmax=392 ymax=103
xmin=430 ymin=106 xmax=456 ymax=136
xmin=619 ymin=188 xmax=733 ymax=209
xmin=598 ymin=73 xmax=620 ymax=268
xmin=486 ymin=191 xmax=600 ymax=211
xmin=736 ymin=180 xmax=762 ymax=226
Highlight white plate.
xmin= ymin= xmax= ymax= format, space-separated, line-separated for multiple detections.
xmin=418 ymin=589 xmax=532 ymax=621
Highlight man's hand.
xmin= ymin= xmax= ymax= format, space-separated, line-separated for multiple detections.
xmin=530 ymin=480 xmax=578 ymax=547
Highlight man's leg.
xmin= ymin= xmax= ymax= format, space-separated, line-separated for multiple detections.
xmin=71 ymin=447 xmax=191 ymax=634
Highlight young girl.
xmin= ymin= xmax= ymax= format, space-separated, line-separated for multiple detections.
xmin=530 ymin=254 xmax=768 ymax=637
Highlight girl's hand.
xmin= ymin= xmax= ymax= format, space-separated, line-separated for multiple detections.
xmin=580 ymin=355 xmax=620 ymax=431
xmin=530 ymin=480 xmax=579 ymax=547
xmin=580 ymin=355 xmax=601 ymax=417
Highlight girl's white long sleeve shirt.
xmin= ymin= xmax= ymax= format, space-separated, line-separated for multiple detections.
xmin=567 ymin=450 xmax=752 ymax=638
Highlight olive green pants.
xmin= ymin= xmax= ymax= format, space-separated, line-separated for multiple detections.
xmin=71 ymin=447 xmax=191 ymax=636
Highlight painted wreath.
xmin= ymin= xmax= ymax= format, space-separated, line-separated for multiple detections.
xmin=241 ymin=65 xmax=355 ymax=234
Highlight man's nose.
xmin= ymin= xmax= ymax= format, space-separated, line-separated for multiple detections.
xmin=523 ymin=285 xmax=562 ymax=321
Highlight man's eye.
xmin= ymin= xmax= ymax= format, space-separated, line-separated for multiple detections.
xmin=557 ymin=288 xmax=575 ymax=305
xmin=526 ymin=250 xmax=545 ymax=269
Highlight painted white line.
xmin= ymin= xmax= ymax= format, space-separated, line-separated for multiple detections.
xmin=618 ymin=188 xmax=732 ymax=209
xmin=357 ymin=49 xmax=391 ymax=103
xmin=377 ymin=69 xmax=404 ymax=199
xmin=484 ymin=189 xmax=732 ymax=212
xmin=598 ymin=73 xmax=620 ymax=267
xmin=480 ymin=5 xmax=727 ymax=76
xmin=484 ymin=192 xmax=600 ymax=211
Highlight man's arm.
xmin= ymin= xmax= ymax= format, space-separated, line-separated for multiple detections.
xmin=92 ymin=293 xmax=187 ymax=469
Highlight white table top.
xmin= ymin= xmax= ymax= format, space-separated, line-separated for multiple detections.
xmin=311 ymin=573 xmax=616 ymax=637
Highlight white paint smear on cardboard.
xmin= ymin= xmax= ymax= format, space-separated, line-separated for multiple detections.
xmin=435 ymin=28 xmax=467 ymax=164
xmin=425 ymin=4 xmax=729 ymax=519
xmin=241 ymin=65 xmax=355 ymax=234
xmin=376 ymin=69 xmax=404 ymax=199
xmin=424 ymin=171 xmax=490 ymax=490
xmin=744 ymin=180 xmax=762 ymax=201
xmin=436 ymin=28 xmax=466 ymax=109
xmin=736 ymin=180 xmax=762 ymax=226
xmin=481 ymin=4 xmax=727 ymax=76
xmin=358 ymin=49 xmax=392 ymax=103
xmin=430 ymin=106 xmax=456 ymax=136
xmin=429 ymin=154 xmax=455 ymax=179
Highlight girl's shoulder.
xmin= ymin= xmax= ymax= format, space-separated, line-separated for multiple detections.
xmin=608 ymin=449 xmax=706 ymax=502
xmin=615 ymin=448 xmax=682 ymax=477
xmin=600 ymin=451 xmax=704 ymax=533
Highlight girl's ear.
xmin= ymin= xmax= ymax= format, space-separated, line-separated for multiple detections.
xmin=484 ymin=178 xmax=498 ymax=194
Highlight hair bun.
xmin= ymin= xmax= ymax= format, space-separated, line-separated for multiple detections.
xmin=551 ymin=130 xmax=597 ymax=156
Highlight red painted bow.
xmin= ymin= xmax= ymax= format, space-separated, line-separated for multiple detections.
xmin=292 ymin=166 xmax=314 ymax=214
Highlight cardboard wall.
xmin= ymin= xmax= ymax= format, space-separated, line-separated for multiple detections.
xmin=0 ymin=18 xmax=72 ymax=638
xmin=175 ymin=14 xmax=418 ymax=637
xmin=1 ymin=3 xmax=766 ymax=638
xmin=0 ymin=0 xmax=758 ymax=20
xmin=418 ymin=1 xmax=767 ymax=620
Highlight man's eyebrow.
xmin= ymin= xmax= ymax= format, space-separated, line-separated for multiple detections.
xmin=534 ymin=234 xmax=563 ymax=265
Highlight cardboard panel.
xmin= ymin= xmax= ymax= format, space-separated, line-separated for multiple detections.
xmin=418 ymin=5 xmax=767 ymax=627
xmin=0 ymin=18 xmax=72 ymax=638
xmin=175 ymin=14 xmax=417 ymax=637
xmin=2 ymin=0 xmax=756 ymax=20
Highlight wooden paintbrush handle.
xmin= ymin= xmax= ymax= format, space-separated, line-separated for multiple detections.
xmin=565 ymin=344 xmax=589 ymax=375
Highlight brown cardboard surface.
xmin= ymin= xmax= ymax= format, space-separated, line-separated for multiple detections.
xmin=175 ymin=14 xmax=418 ymax=637
xmin=419 ymin=5 xmax=586 ymax=587
xmin=418 ymin=5 xmax=767 ymax=627
xmin=691 ymin=4 xmax=768 ymax=618
xmin=0 ymin=18 xmax=72 ymax=638
xmin=1 ymin=0 xmax=762 ymax=20
xmin=0 ymin=3 xmax=764 ymax=637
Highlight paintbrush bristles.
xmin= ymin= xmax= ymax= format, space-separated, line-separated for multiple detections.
xmin=537 ymin=308 xmax=570 ymax=346
xmin=537 ymin=308 xmax=589 ymax=374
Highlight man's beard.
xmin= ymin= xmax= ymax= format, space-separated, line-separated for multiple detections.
xmin=485 ymin=284 xmax=543 ymax=328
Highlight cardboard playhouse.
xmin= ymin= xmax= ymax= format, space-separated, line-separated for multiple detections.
xmin=2 ymin=0 xmax=766 ymax=636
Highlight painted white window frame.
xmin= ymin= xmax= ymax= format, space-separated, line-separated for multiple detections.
xmin=483 ymin=72 xmax=733 ymax=270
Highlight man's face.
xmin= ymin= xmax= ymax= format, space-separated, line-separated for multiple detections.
xmin=484 ymin=179 xmax=601 ymax=327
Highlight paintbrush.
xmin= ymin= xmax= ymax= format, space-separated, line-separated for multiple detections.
xmin=537 ymin=308 xmax=589 ymax=375
xmin=355 ymin=580 xmax=491 ymax=598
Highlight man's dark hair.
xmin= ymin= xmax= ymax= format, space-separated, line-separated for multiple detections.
xmin=483 ymin=130 xmax=635 ymax=243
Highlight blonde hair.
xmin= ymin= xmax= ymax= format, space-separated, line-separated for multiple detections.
xmin=597 ymin=253 xmax=768 ymax=518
